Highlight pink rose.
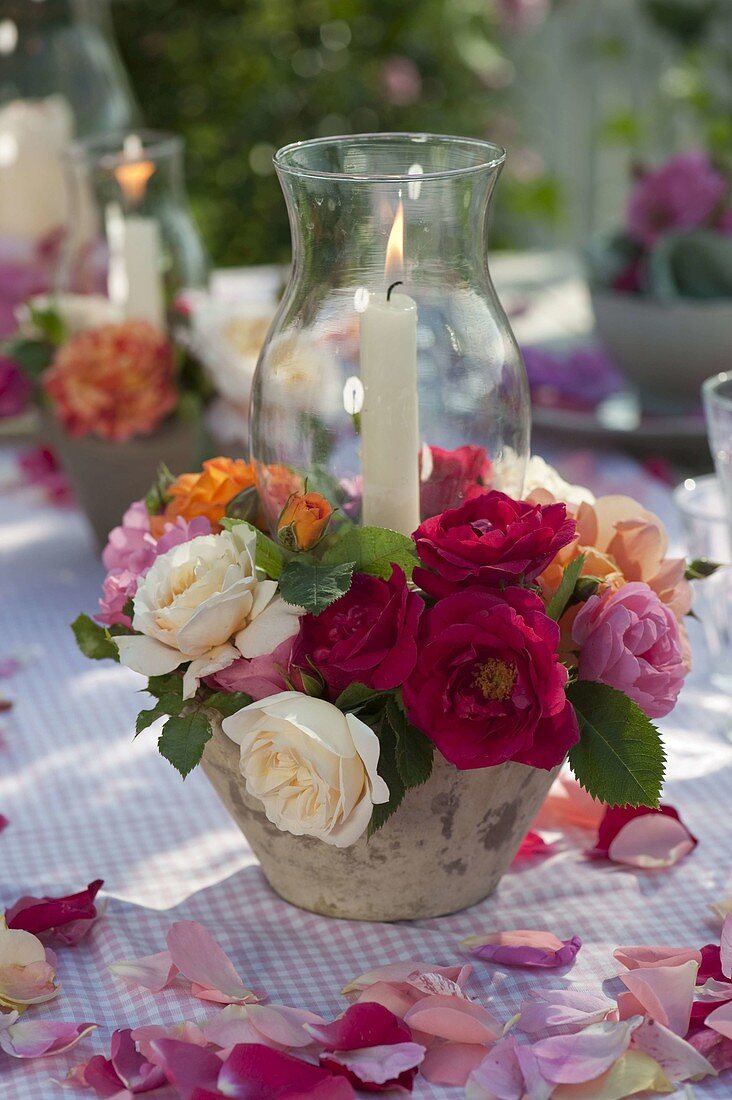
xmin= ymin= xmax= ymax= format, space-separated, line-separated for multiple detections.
xmin=0 ymin=356 xmax=31 ymax=418
xmin=413 ymin=491 xmax=576 ymax=598
xmin=155 ymin=515 xmax=212 ymax=555
xmin=97 ymin=569 xmax=139 ymax=628
xmin=419 ymin=443 xmax=492 ymax=519
xmin=207 ymin=638 xmax=296 ymax=701
xmin=292 ymin=567 xmax=423 ymax=701
xmin=102 ymin=501 xmax=156 ymax=576
xmin=571 ymin=582 xmax=686 ymax=718
xmin=627 ymin=151 xmax=727 ymax=247
xmin=403 ymin=587 xmax=579 ymax=770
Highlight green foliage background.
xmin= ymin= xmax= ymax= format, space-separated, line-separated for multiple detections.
xmin=112 ymin=0 xmax=555 ymax=267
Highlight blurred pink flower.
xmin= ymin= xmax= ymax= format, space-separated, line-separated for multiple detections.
xmin=381 ymin=56 xmax=422 ymax=106
xmin=718 ymin=209 xmax=732 ymax=235
xmin=627 ymin=152 xmax=728 ymax=247
xmin=572 ymin=582 xmax=686 ymax=718
xmin=0 ymin=231 xmax=61 ymax=338
xmin=0 ymin=357 xmax=31 ymax=419
xmin=498 ymin=0 xmax=551 ymax=33
xmin=16 ymin=446 xmax=73 ymax=507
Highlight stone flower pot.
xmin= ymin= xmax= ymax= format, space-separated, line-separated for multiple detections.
xmin=202 ymin=716 xmax=559 ymax=922
xmin=42 ymin=412 xmax=202 ymax=547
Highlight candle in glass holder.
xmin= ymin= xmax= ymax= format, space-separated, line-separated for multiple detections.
xmin=359 ymin=201 xmax=420 ymax=535
xmin=110 ymin=135 xmax=165 ymax=329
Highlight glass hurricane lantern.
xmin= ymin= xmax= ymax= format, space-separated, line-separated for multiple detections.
xmin=250 ymin=133 xmax=531 ymax=536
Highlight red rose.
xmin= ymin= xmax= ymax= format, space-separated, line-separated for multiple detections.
xmin=412 ymin=490 xmax=576 ymax=598
xmin=402 ymin=587 xmax=579 ymax=770
xmin=419 ymin=443 xmax=492 ymax=519
xmin=292 ymin=566 xmax=423 ymax=701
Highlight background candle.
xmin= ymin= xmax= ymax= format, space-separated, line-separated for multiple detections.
xmin=110 ymin=135 xmax=166 ymax=330
xmin=359 ymin=202 xmax=420 ymax=534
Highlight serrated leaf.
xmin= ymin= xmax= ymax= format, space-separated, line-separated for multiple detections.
xmin=221 ymin=519 xmax=286 ymax=580
xmin=322 ymin=526 xmax=418 ymax=580
xmin=385 ymin=696 xmax=434 ymax=791
xmin=71 ymin=614 xmax=125 ymax=661
xmin=135 ymin=693 xmax=183 ymax=735
xmin=546 ymin=554 xmax=586 ymax=621
xmin=567 ymin=680 xmax=666 ymax=807
xmin=279 ymin=559 xmax=354 ymax=614
xmin=204 ymin=690 xmax=252 ymax=717
xmin=157 ymin=711 xmax=213 ymax=778
xmin=146 ymin=671 xmax=184 ymax=700
xmin=335 ymin=682 xmax=383 ymax=712
xmin=367 ymin=713 xmax=406 ymax=837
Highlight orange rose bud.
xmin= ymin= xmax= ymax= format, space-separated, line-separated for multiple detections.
xmin=277 ymin=491 xmax=333 ymax=552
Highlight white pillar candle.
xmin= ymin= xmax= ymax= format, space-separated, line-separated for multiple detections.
xmin=359 ymin=277 xmax=420 ymax=534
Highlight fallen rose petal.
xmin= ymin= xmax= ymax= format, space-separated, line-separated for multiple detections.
xmin=132 ymin=1021 xmax=208 ymax=1064
xmin=0 ymin=919 xmax=59 ymax=1008
xmin=620 ymin=961 xmax=698 ymax=1035
xmin=321 ymin=1041 xmax=425 ymax=1091
xmin=109 ymin=950 xmax=178 ymax=993
xmin=519 ymin=989 xmax=614 ymax=1035
xmin=534 ymin=772 xmax=605 ymax=831
xmin=112 ymin=1029 xmax=168 ymax=1092
xmin=421 ymin=1040 xmax=489 ymax=1086
xmin=614 ymin=945 xmax=702 ymax=971
xmin=698 ymin=943 xmax=728 ymax=984
xmin=706 ymin=999 xmax=732 ymax=1040
xmin=0 ymin=816 xmax=8 ymax=833
xmin=616 ymin=991 xmax=648 ymax=1021
xmin=342 ymin=961 xmax=471 ymax=998
xmin=354 ymin=981 xmax=416 ymax=1018
xmin=694 ymin=977 xmax=732 ymax=1002
xmin=5 ymin=880 xmax=104 ymax=944
xmin=688 ymin=1027 xmax=732 ymax=1072
xmin=721 ymin=914 xmax=732 ymax=979
xmin=462 ymin=930 xmax=582 ymax=969
xmin=305 ymin=1002 xmax=411 ymax=1051
xmin=0 ymin=1018 xmax=96 ymax=1059
xmin=712 ymin=898 xmax=732 ymax=923
xmin=148 ymin=1037 xmax=222 ymax=1097
xmin=202 ymin=1003 xmax=325 ymax=1051
xmin=404 ymin=994 xmax=502 ymax=1044
xmin=513 ymin=831 xmax=554 ymax=862
xmin=589 ymin=805 xmax=697 ymax=866
xmin=532 ymin=1018 xmax=642 ymax=1084
xmin=218 ymin=1042 xmax=356 ymax=1099
xmin=631 ymin=1017 xmax=716 ymax=1083
xmin=76 ymin=1053 xmax=131 ymax=1096
xmin=465 ymin=1036 xmax=552 ymax=1100
xmin=167 ymin=921 xmax=259 ymax=1005
xmin=549 ymin=1050 xmax=674 ymax=1099
xmin=405 ymin=971 xmax=468 ymax=999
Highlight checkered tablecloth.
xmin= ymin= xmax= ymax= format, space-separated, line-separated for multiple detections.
xmin=1 ymin=445 xmax=731 ymax=1100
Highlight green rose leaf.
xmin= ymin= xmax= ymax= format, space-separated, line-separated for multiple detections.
xmin=158 ymin=711 xmax=213 ymax=778
xmin=367 ymin=712 xmax=406 ymax=837
xmin=546 ymin=553 xmax=586 ymax=622
xmin=335 ymin=682 xmax=384 ymax=713
xmin=685 ymin=557 xmax=722 ymax=581
xmin=135 ymin=693 xmax=183 ymax=736
xmin=30 ymin=305 xmax=67 ymax=346
xmin=220 ymin=519 xmax=287 ymax=580
xmin=279 ymin=559 xmax=354 ymax=615
xmin=71 ymin=614 xmax=127 ymax=662
xmin=567 ymin=680 xmax=666 ymax=808
xmin=144 ymin=462 xmax=175 ymax=515
xmin=145 ymin=671 xmax=184 ymax=700
xmin=322 ymin=526 xmax=418 ymax=581
xmin=385 ymin=696 xmax=434 ymax=791
xmin=204 ymin=690 xmax=253 ymax=717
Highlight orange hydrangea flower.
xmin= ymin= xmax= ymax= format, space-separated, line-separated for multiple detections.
xmin=152 ymin=456 xmax=257 ymax=535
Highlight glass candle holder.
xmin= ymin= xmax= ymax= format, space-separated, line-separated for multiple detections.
xmin=58 ymin=130 xmax=208 ymax=333
xmin=250 ymin=133 xmax=530 ymax=536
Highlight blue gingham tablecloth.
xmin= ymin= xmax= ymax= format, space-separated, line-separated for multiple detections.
xmin=0 ymin=445 xmax=731 ymax=1099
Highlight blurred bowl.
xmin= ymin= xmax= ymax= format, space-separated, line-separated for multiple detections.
xmin=590 ymin=288 xmax=732 ymax=410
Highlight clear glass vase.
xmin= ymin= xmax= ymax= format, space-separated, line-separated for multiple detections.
xmin=58 ymin=130 xmax=208 ymax=331
xmin=250 ymin=133 xmax=530 ymax=537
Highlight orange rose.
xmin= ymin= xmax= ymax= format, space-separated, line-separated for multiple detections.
xmin=151 ymin=456 xmax=257 ymax=536
xmin=277 ymin=491 xmax=333 ymax=552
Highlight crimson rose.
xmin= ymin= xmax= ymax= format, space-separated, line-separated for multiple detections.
xmin=412 ymin=490 xmax=576 ymax=598
xmin=419 ymin=443 xmax=492 ymax=519
xmin=292 ymin=566 xmax=423 ymax=701
xmin=402 ymin=586 xmax=579 ymax=770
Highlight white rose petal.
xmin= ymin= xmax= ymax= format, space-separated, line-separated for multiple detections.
xmin=222 ymin=692 xmax=389 ymax=849
xmin=182 ymin=643 xmax=241 ymax=700
xmin=235 ymin=595 xmax=302 ymax=659
xmin=115 ymin=634 xmax=183 ymax=677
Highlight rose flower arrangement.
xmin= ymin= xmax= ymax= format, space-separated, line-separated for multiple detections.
xmin=73 ymin=452 xmax=709 ymax=850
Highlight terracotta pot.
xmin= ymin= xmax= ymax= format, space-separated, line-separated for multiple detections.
xmin=42 ymin=412 xmax=202 ymax=547
xmin=202 ymin=716 xmax=559 ymax=922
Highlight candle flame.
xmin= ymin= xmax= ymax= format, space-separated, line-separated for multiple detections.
xmin=114 ymin=135 xmax=155 ymax=204
xmin=384 ymin=200 xmax=404 ymax=277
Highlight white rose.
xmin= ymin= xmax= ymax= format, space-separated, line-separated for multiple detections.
xmin=25 ymin=293 xmax=123 ymax=336
xmin=523 ymin=455 xmax=596 ymax=508
xmin=116 ymin=527 xmax=301 ymax=698
xmin=222 ymin=692 xmax=390 ymax=848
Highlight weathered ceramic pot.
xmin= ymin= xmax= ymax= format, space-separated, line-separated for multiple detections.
xmin=42 ymin=412 xmax=202 ymax=547
xmin=202 ymin=716 xmax=559 ymax=922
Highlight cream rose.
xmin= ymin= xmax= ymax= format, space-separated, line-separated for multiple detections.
xmin=222 ymin=692 xmax=390 ymax=848
xmin=116 ymin=527 xmax=300 ymax=698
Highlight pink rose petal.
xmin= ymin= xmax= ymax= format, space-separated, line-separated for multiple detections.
xmin=167 ymin=921 xmax=258 ymax=1005
xmin=321 ymin=1041 xmax=425 ymax=1091
xmin=202 ymin=1003 xmax=325 ymax=1051
xmin=0 ymin=1017 xmax=96 ymax=1059
xmin=465 ymin=1036 xmax=552 ymax=1100
xmin=620 ymin=960 xmax=699 ymax=1035
xmin=109 ymin=950 xmax=178 ymax=993
xmin=342 ymin=961 xmax=471 ymax=997
xmin=132 ymin=1021 xmax=208 ymax=1064
xmin=608 ymin=814 xmax=697 ymax=868
xmin=689 ymin=1028 xmax=732 ymax=1072
xmin=405 ymin=971 xmax=468 ymax=998
xmin=616 ymin=991 xmax=647 ymax=1021
xmin=355 ymin=981 xmax=416 ymax=1018
xmin=148 ymin=1037 xmax=222 ymax=1098
xmin=462 ymin=930 xmax=582 ymax=969
xmin=631 ymin=1017 xmax=716 ymax=1082
xmin=519 ymin=989 xmax=614 ymax=1035
xmin=548 ymin=1050 xmax=674 ymax=1099
xmin=112 ymin=1029 xmax=168 ymax=1092
xmin=534 ymin=772 xmax=605 ymax=831
xmin=421 ymin=1041 xmax=489 ymax=1086
xmin=721 ymin=914 xmax=732 ymax=980
xmin=706 ymin=999 xmax=732 ymax=1040
xmin=403 ymin=995 xmax=502 ymax=1044
xmin=532 ymin=1018 xmax=641 ymax=1084
xmin=513 ymin=831 xmax=554 ymax=863
xmin=614 ymin=945 xmax=702 ymax=971
xmin=5 ymin=880 xmax=104 ymax=944
xmin=305 ymin=1002 xmax=411 ymax=1050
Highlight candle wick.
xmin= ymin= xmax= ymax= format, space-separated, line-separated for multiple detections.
xmin=387 ymin=280 xmax=403 ymax=302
